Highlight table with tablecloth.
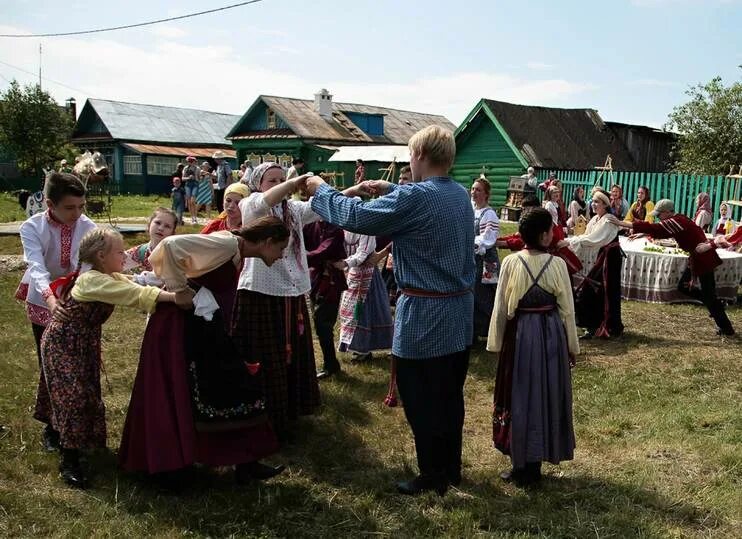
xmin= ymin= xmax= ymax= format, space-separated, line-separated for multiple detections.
xmin=571 ymin=236 xmax=742 ymax=303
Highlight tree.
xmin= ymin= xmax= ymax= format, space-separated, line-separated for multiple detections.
xmin=0 ymin=80 xmax=74 ymax=178
xmin=666 ymin=75 xmax=742 ymax=175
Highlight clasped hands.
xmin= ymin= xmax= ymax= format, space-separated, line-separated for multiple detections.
xmin=295 ymin=175 xmax=392 ymax=198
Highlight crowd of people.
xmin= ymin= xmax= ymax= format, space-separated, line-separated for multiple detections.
xmin=17 ymin=125 xmax=740 ymax=496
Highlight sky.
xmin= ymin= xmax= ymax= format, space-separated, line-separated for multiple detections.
xmin=0 ymin=0 xmax=740 ymax=129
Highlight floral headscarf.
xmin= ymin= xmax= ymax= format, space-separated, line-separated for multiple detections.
xmin=248 ymin=162 xmax=283 ymax=193
xmin=694 ymin=192 xmax=711 ymax=221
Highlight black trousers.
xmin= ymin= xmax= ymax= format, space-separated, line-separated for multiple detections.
xmin=214 ymin=188 xmax=225 ymax=213
xmin=699 ymin=271 xmax=734 ymax=334
xmin=395 ymin=349 xmax=470 ymax=480
xmin=312 ymin=301 xmax=340 ymax=372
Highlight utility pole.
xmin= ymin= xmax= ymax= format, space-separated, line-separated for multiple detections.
xmin=38 ymin=43 xmax=42 ymax=89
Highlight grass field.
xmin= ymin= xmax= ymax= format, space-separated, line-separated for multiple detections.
xmin=0 ymin=199 xmax=740 ymax=537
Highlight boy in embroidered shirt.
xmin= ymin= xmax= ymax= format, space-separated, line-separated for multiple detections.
xmin=16 ymin=172 xmax=97 ymax=452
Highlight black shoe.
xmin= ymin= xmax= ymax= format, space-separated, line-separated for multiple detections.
xmin=236 ymin=461 xmax=285 ymax=483
xmin=500 ymin=466 xmax=540 ymax=487
xmin=579 ymin=331 xmax=594 ymax=341
xmin=59 ymin=449 xmax=87 ymax=489
xmin=42 ymin=425 xmax=60 ymax=452
xmin=716 ymin=327 xmax=735 ymax=336
xmin=350 ymin=352 xmax=373 ymax=363
xmin=395 ymin=475 xmax=447 ymax=496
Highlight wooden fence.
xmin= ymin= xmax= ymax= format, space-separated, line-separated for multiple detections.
xmin=536 ymin=169 xmax=742 ymax=221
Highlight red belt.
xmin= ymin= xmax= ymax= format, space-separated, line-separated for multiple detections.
xmin=401 ymin=287 xmax=472 ymax=298
xmin=517 ymin=305 xmax=556 ymax=313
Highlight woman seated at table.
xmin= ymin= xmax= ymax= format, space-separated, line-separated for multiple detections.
xmin=565 ymin=190 xmax=623 ymax=339
xmin=624 ymin=186 xmax=654 ymax=224
xmin=694 ymin=192 xmax=713 ymax=232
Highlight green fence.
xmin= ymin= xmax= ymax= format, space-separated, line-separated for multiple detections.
xmin=536 ymin=169 xmax=742 ymax=221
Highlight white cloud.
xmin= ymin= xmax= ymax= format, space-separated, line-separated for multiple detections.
xmin=0 ymin=24 xmax=596 ymax=125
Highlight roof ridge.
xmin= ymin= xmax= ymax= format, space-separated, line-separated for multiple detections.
xmin=88 ymin=98 xmax=241 ymax=118
xmin=484 ymin=98 xmax=597 ymax=113
xmin=260 ymin=94 xmax=450 ymax=119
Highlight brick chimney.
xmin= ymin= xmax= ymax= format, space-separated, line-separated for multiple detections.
xmin=314 ymin=88 xmax=332 ymax=120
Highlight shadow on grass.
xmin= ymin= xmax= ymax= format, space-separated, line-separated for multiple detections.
xmin=455 ymin=472 xmax=723 ymax=536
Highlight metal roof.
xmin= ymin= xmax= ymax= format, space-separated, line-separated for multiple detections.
xmin=123 ymin=143 xmax=236 ymax=159
xmin=229 ymin=96 xmax=456 ymax=145
xmin=328 ymin=145 xmax=410 ymax=163
xmin=74 ymin=99 xmax=241 ymax=145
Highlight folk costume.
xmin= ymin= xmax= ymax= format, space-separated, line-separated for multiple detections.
xmin=500 ymin=224 xmax=583 ymax=277
xmin=632 ymin=214 xmax=735 ymax=335
xmin=42 ymin=271 xmax=161 ymax=451
xmin=235 ymin=163 xmax=321 ymax=435
xmin=119 ymin=232 xmax=279 ymax=474
xmin=487 ymin=253 xmax=578 ymax=475
xmin=624 ymin=200 xmax=655 ymax=223
xmin=337 ymin=231 xmax=394 ymax=354
xmin=568 ymin=212 xmax=624 ymax=338
xmin=311 ymin=177 xmax=476 ymax=491
xmin=201 ymin=182 xmax=250 ymax=234
xmin=16 ymin=211 xmax=96 ymax=429
xmin=303 ymin=221 xmax=348 ymax=375
xmin=473 ymin=203 xmax=500 ymax=339
xmin=693 ymin=193 xmax=713 ymax=232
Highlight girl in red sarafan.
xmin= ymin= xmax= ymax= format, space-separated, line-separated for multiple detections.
xmin=40 ymin=228 xmax=193 ymax=489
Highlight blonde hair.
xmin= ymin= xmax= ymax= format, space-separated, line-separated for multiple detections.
xmin=58 ymin=228 xmax=122 ymax=300
xmin=408 ymin=125 xmax=456 ymax=170
xmin=78 ymin=228 xmax=122 ymax=268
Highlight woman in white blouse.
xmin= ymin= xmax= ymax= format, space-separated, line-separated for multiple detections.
xmin=566 ymin=190 xmax=623 ymax=339
xmin=236 ymin=162 xmax=321 ymax=438
xmin=471 ymin=177 xmax=500 ymax=342
xmin=543 ymin=185 xmax=561 ymax=226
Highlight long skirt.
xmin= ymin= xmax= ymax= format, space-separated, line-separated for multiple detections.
xmin=338 ymin=266 xmax=394 ymax=353
xmin=232 ymin=290 xmax=320 ymax=434
xmin=473 ymin=255 xmax=497 ymax=339
xmin=492 ymin=293 xmax=574 ymax=468
xmin=119 ymin=263 xmax=278 ymax=473
xmin=41 ymin=300 xmax=114 ymax=450
xmin=575 ymin=240 xmax=624 ymax=337
xmin=118 ymin=303 xmax=278 ymax=473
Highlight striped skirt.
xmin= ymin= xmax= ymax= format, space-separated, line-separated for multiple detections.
xmin=196 ymin=180 xmax=212 ymax=206
xmin=232 ymin=290 xmax=320 ymax=434
xmin=338 ymin=265 xmax=394 ymax=353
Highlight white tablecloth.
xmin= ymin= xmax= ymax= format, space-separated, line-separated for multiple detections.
xmin=572 ymin=236 xmax=742 ymax=303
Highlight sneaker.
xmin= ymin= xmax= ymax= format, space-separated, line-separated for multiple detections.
xmin=42 ymin=425 xmax=60 ymax=452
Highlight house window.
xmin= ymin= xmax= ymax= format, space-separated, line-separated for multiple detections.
xmin=278 ymin=154 xmax=292 ymax=169
xmin=123 ymin=155 xmax=142 ymax=175
xmin=247 ymin=153 xmax=261 ymax=167
xmin=262 ymin=153 xmax=276 ymax=163
xmin=267 ymin=109 xmax=276 ymax=129
xmin=146 ymin=156 xmax=181 ymax=176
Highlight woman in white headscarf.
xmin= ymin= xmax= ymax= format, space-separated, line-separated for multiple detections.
xmin=233 ymin=162 xmax=320 ymax=439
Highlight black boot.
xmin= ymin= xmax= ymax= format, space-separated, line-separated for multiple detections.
xmin=235 ymin=461 xmax=285 ymax=484
xmin=395 ymin=474 xmax=448 ymax=496
xmin=59 ymin=448 xmax=87 ymax=489
xmin=42 ymin=424 xmax=60 ymax=452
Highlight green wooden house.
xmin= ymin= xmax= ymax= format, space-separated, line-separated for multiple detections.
xmin=227 ymin=89 xmax=455 ymax=186
xmin=452 ymin=99 xmax=656 ymax=205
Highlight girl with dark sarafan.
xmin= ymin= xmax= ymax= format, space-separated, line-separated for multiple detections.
xmin=487 ymin=208 xmax=579 ymax=486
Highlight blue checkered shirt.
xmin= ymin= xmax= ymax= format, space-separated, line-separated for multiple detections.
xmin=311 ymin=178 xmax=475 ymax=359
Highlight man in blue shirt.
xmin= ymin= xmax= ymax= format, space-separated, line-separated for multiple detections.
xmin=212 ymin=150 xmax=233 ymax=214
xmin=303 ymin=125 xmax=475 ymax=496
